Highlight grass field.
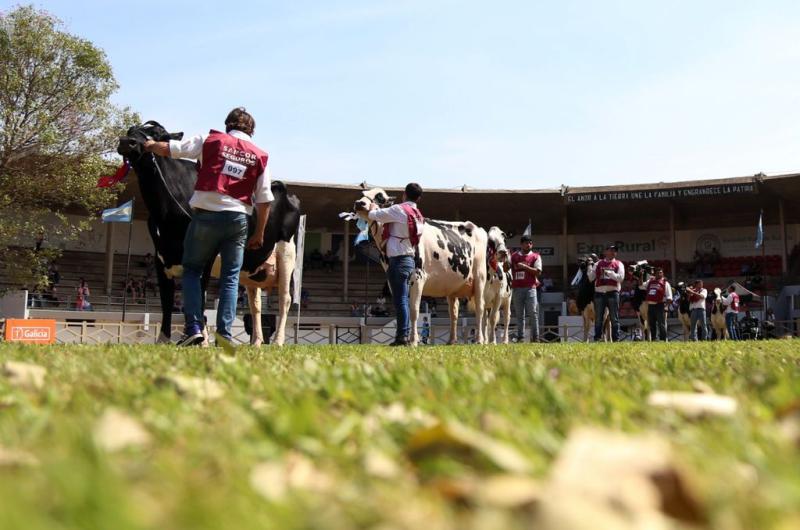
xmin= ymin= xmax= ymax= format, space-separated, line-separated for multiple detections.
xmin=1 ymin=341 xmax=799 ymax=530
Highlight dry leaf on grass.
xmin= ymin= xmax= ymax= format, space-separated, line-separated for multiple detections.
xmin=0 ymin=447 xmax=39 ymax=468
xmin=534 ymin=427 xmax=705 ymax=529
xmin=250 ymin=451 xmax=334 ymax=501
xmin=93 ymin=408 xmax=151 ymax=452
xmin=406 ymin=420 xmax=532 ymax=474
xmin=2 ymin=361 xmax=46 ymax=391
xmin=647 ymin=391 xmax=737 ymax=418
xmin=155 ymin=374 xmax=224 ymax=401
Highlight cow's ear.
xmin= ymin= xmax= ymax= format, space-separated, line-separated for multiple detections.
xmin=168 ymin=132 xmax=184 ymax=141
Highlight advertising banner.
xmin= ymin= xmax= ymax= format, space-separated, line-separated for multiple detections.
xmin=5 ymin=319 xmax=56 ymax=344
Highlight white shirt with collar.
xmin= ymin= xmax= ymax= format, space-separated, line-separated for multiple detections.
xmin=368 ymin=201 xmax=420 ymax=258
xmin=168 ymin=129 xmax=274 ymax=215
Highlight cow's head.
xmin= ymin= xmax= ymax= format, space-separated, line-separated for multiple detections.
xmin=676 ymin=281 xmax=687 ymax=295
xmin=353 ymin=188 xmax=395 ymax=219
xmin=487 ymin=227 xmax=509 ymax=261
xmin=117 ymin=121 xmax=184 ymax=160
xmin=577 ymin=253 xmax=598 ymax=272
xmin=629 ymin=260 xmax=653 ymax=282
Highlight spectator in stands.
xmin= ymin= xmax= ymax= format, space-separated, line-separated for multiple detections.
xmin=421 ymin=316 xmax=430 ymax=344
xmin=764 ymin=308 xmax=775 ymax=338
xmin=173 ymin=291 xmax=183 ymax=312
xmin=301 ymin=288 xmax=310 ymax=309
xmin=686 ymin=279 xmax=708 ymax=341
xmin=350 ymin=302 xmax=363 ymax=317
xmin=322 ymin=250 xmax=340 ymax=272
xmin=75 ymin=278 xmax=91 ymax=311
xmin=34 ymin=232 xmax=44 ymax=252
xmin=371 ymin=295 xmax=388 ymax=317
xmin=308 ymin=249 xmax=323 ymax=270
xmin=47 ymin=263 xmax=60 ymax=286
xmin=721 ymin=285 xmax=741 ymax=340
xmin=124 ymin=278 xmax=138 ymax=304
xmin=588 ymin=244 xmax=625 ymax=342
xmin=644 ymin=266 xmax=672 ymax=341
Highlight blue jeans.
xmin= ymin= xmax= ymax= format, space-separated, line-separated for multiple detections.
xmin=512 ymin=287 xmax=539 ymax=341
xmin=387 ymin=256 xmax=415 ymax=341
xmin=690 ymin=308 xmax=707 ymax=340
xmin=182 ymin=209 xmax=247 ymax=338
xmin=594 ymin=291 xmax=620 ymax=341
xmin=725 ymin=312 xmax=740 ymax=340
xmin=647 ymin=303 xmax=667 ymax=341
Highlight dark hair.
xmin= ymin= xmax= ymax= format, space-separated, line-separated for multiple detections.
xmin=520 ymin=235 xmax=532 ymax=243
xmin=225 ymin=107 xmax=255 ymax=136
xmin=654 ymin=267 xmax=663 ymax=272
xmin=405 ymin=182 xmax=423 ymax=201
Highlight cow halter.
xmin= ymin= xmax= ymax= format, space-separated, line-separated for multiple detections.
xmin=149 ymin=153 xmax=192 ymax=220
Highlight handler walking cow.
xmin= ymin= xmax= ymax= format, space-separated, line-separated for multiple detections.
xmin=510 ymin=235 xmax=541 ymax=342
xmin=143 ymin=107 xmax=272 ymax=348
xmin=587 ymin=244 xmax=625 ymax=342
xmin=365 ymin=183 xmax=425 ymax=346
xmin=644 ymin=266 xmax=672 ymax=341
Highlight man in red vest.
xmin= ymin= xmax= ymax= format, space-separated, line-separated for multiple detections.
xmin=644 ymin=266 xmax=673 ymax=341
xmin=143 ymin=108 xmax=273 ymax=347
xmin=587 ymin=244 xmax=625 ymax=341
xmin=367 ymin=183 xmax=424 ymax=346
xmin=721 ymin=284 xmax=741 ymax=340
xmin=510 ymin=235 xmax=541 ymax=342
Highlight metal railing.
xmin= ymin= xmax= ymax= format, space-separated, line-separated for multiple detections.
xmin=10 ymin=318 xmax=795 ymax=346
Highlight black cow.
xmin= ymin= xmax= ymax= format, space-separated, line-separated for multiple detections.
xmin=674 ymin=282 xmax=691 ymax=340
xmin=629 ymin=260 xmax=653 ymax=341
xmin=117 ymin=121 xmax=301 ymax=346
xmin=572 ymin=253 xmax=609 ymax=341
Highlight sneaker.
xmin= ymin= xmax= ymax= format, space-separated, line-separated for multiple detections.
xmin=176 ymin=324 xmax=204 ymax=347
xmin=215 ymin=332 xmax=236 ymax=356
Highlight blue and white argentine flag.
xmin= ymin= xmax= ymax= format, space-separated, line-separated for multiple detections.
xmin=101 ymin=200 xmax=133 ymax=223
xmin=754 ymin=209 xmax=763 ymax=249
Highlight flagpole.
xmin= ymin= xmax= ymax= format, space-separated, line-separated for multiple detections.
xmin=121 ymin=198 xmax=134 ymax=322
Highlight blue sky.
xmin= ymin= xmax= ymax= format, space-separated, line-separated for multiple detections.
xmin=12 ymin=0 xmax=800 ymax=189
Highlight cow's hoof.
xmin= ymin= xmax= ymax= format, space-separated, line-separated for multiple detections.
xmin=251 ymin=340 xmax=263 ymax=347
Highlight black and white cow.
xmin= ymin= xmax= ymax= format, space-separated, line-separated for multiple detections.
xmin=482 ymin=227 xmax=512 ymax=344
xmin=708 ymin=287 xmax=727 ymax=339
xmin=571 ymin=254 xmax=610 ymax=342
xmin=117 ymin=121 xmax=301 ymax=346
xmin=353 ymin=188 xmax=488 ymax=345
xmin=629 ymin=260 xmax=653 ymax=341
xmin=674 ymin=282 xmax=692 ymax=341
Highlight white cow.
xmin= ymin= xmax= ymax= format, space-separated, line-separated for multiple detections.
xmin=353 ymin=188 xmax=488 ymax=345
xmin=482 ymin=227 xmax=512 ymax=344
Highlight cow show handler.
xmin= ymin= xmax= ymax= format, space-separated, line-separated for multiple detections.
xmin=510 ymin=235 xmax=542 ymax=342
xmin=587 ymin=244 xmax=625 ymax=341
xmin=721 ymin=285 xmax=741 ymax=340
xmin=686 ymin=279 xmax=708 ymax=341
xmin=143 ymin=108 xmax=273 ymax=347
xmin=367 ymin=183 xmax=424 ymax=347
xmin=644 ymin=267 xmax=673 ymax=341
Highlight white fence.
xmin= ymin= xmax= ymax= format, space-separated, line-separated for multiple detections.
xmin=34 ymin=317 xmax=798 ymax=345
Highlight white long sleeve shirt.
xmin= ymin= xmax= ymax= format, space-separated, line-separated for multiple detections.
xmin=169 ymin=129 xmax=274 ymax=214
xmin=587 ymin=260 xmax=626 ymax=293
xmin=368 ymin=201 xmax=420 ymax=258
xmin=689 ymin=288 xmax=707 ymax=310
xmin=721 ymin=293 xmax=739 ymax=314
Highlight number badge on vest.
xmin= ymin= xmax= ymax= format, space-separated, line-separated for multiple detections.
xmin=221 ymin=159 xmax=246 ymax=180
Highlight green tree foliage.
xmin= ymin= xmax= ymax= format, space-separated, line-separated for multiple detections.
xmin=0 ymin=5 xmax=137 ymax=290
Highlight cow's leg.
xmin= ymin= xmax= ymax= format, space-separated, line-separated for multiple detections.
xmin=273 ymin=239 xmax=296 ymax=347
xmin=408 ymin=271 xmax=424 ymax=346
xmin=473 ymin=275 xmax=487 ymax=345
xmin=447 ymin=296 xmax=460 ymax=345
xmin=487 ymin=303 xmax=500 ymax=345
xmin=501 ymin=295 xmax=512 ymax=344
xmin=154 ymin=258 xmax=174 ymax=343
xmin=247 ymin=286 xmax=262 ymax=346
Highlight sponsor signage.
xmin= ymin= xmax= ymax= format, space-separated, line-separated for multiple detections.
xmin=534 ymin=246 xmax=554 ymax=256
xmin=566 ymin=183 xmax=757 ymax=203
xmin=4 ymin=319 xmax=56 ymax=344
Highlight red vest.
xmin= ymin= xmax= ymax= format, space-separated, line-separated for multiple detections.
xmin=689 ymin=291 xmax=702 ymax=303
xmin=728 ymin=292 xmax=740 ymax=312
xmin=381 ymin=203 xmax=424 ymax=247
xmin=645 ymin=278 xmax=667 ymax=303
xmin=511 ymin=251 xmax=541 ymax=289
xmin=194 ymin=130 xmax=268 ymax=205
xmin=594 ymin=259 xmax=622 ymax=288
